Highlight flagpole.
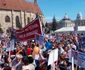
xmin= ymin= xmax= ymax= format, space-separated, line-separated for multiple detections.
xmin=72 ymin=57 xmax=74 ymax=70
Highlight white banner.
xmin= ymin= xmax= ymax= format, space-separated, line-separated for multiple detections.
xmin=48 ymin=49 xmax=58 ymax=65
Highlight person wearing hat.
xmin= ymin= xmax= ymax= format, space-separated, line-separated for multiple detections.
xmin=11 ymin=54 xmax=23 ymax=70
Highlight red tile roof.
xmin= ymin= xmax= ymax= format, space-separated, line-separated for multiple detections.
xmin=0 ymin=0 xmax=42 ymax=15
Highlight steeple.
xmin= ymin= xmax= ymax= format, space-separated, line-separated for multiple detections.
xmin=62 ymin=14 xmax=70 ymax=20
xmin=34 ymin=0 xmax=37 ymax=3
xmin=76 ymin=12 xmax=82 ymax=20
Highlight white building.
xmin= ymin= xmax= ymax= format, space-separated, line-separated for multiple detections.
xmin=57 ymin=14 xmax=75 ymax=29
xmin=75 ymin=12 xmax=85 ymax=26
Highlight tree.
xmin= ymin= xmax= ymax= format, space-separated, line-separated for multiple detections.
xmin=51 ymin=16 xmax=57 ymax=31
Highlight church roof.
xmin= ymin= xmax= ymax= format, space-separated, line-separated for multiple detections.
xmin=62 ymin=14 xmax=70 ymax=20
xmin=0 ymin=0 xmax=42 ymax=15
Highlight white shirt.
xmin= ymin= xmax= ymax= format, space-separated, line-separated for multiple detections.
xmin=34 ymin=54 xmax=39 ymax=60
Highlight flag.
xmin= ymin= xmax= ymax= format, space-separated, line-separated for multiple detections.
xmin=10 ymin=18 xmax=42 ymax=41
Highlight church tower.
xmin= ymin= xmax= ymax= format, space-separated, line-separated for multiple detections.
xmin=76 ymin=12 xmax=82 ymax=20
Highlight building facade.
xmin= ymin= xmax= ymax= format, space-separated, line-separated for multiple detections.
xmin=56 ymin=13 xmax=85 ymax=30
xmin=57 ymin=14 xmax=75 ymax=29
xmin=0 ymin=0 xmax=45 ymax=33
xmin=75 ymin=12 xmax=85 ymax=26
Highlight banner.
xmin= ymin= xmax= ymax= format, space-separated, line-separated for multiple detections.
xmin=10 ymin=18 xmax=42 ymax=41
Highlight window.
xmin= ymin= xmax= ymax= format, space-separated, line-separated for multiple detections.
xmin=5 ymin=16 xmax=10 ymax=22
xmin=16 ymin=16 xmax=22 ymax=29
xmin=27 ymin=17 xmax=30 ymax=24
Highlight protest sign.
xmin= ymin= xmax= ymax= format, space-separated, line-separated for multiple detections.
xmin=35 ymin=34 xmax=44 ymax=46
xmin=48 ymin=49 xmax=58 ymax=65
xmin=69 ymin=50 xmax=78 ymax=65
xmin=10 ymin=39 xmax=15 ymax=51
xmin=77 ymin=52 xmax=85 ymax=68
xmin=69 ymin=50 xmax=85 ymax=68
xmin=56 ymin=36 xmax=60 ymax=43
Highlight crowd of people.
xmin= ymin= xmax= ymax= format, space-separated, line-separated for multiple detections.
xmin=0 ymin=33 xmax=85 ymax=70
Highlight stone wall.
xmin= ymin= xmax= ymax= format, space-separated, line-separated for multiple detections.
xmin=0 ymin=10 xmax=45 ymax=33
xmin=0 ymin=10 xmax=12 ymax=33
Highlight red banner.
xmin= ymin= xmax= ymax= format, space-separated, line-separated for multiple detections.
xmin=15 ymin=18 xmax=42 ymax=41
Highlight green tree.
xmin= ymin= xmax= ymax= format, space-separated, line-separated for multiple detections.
xmin=51 ymin=16 xmax=57 ymax=31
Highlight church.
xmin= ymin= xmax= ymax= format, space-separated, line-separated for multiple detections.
xmin=0 ymin=0 xmax=45 ymax=33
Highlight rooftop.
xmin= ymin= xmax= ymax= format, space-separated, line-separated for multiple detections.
xmin=0 ymin=0 xmax=42 ymax=15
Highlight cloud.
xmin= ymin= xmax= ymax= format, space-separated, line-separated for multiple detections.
xmin=45 ymin=17 xmax=53 ymax=20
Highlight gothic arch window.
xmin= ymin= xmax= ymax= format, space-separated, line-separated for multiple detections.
xmin=27 ymin=17 xmax=30 ymax=24
xmin=5 ymin=16 xmax=10 ymax=22
xmin=16 ymin=16 xmax=22 ymax=29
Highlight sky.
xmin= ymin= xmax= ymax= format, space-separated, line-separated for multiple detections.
xmin=26 ymin=0 xmax=85 ymax=22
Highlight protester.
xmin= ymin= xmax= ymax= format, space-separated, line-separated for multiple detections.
xmin=22 ymin=55 xmax=35 ymax=70
xmin=0 ymin=32 xmax=85 ymax=70
xmin=11 ymin=54 xmax=23 ymax=70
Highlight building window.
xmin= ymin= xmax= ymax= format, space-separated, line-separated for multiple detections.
xmin=16 ymin=16 xmax=22 ymax=29
xmin=5 ymin=16 xmax=10 ymax=22
xmin=27 ymin=17 xmax=30 ymax=24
